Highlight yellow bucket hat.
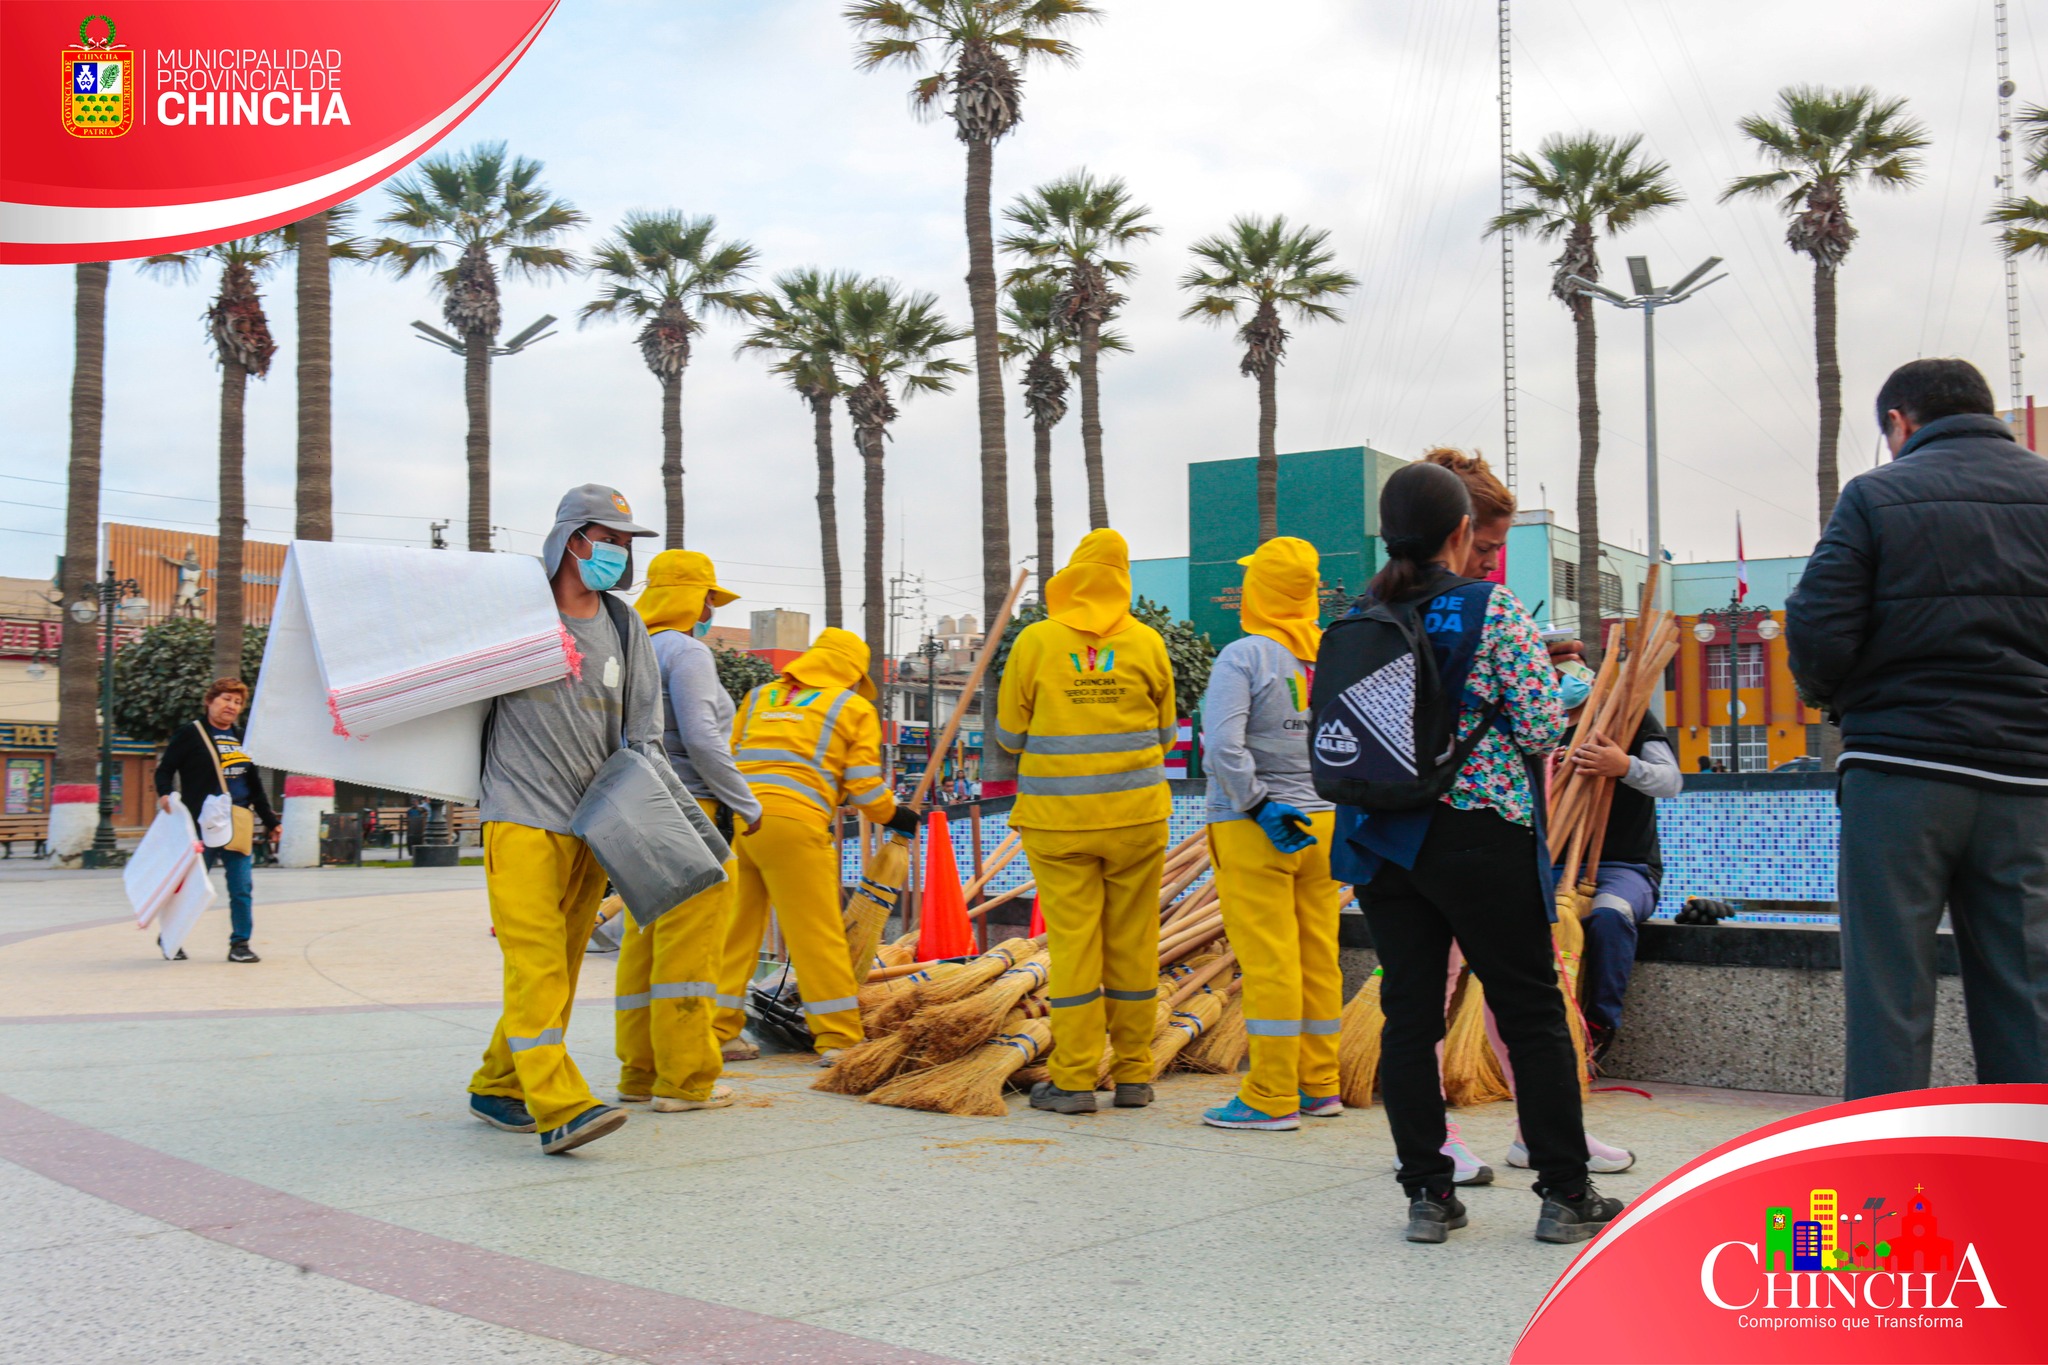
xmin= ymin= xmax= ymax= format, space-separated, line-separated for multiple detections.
xmin=635 ymin=550 xmax=739 ymax=635
xmin=1045 ymin=528 xmax=1134 ymax=638
xmin=1237 ymin=536 xmax=1323 ymax=661
xmin=784 ymin=627 xmax=878 ymax=702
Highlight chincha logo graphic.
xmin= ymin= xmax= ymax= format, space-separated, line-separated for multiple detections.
xmin=63 ymin=14 xmax=134 ymax=139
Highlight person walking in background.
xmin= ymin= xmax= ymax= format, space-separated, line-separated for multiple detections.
xmin=714 ymin=629 xmax=917 ymax=1067
xmin=154 ymin=678 xmax=273 ymax=963
xmin=467 ymin=484 xmax=662 ymax=1156
xmin=996 ymin=530 xmax=1178 ymax=1116
xmin=1787 ymin=357 xmax=2048 ymax=1099
xmin=1326 ymin=462 xmax=1620 ymax=1246
xmin=1198 ymin=536 xmax=1343 ymax=1132
xmin=614 ymin=550 xmax=763 ymax=1102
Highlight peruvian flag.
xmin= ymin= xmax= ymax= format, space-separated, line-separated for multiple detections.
xmin=1735 ymin=513 xmax=1749 ymax=603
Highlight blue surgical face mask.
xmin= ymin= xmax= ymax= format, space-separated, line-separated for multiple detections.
xmin=575 ymin=535 xmax=629 ymax=592
xmin=691 ymin=620 xmax=712 ymax=638
xmin=1558 ymin=670 xmax=1593 ymax=711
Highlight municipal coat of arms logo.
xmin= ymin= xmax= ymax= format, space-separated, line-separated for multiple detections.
xmin=62 ymin=15 xmax=134 ymax=139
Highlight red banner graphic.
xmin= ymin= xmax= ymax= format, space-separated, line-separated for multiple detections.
xmin=0 ymin=0 xmax=559 ymax=263
xmin=1514 ymin=1085 xmax=2048 ymax=1364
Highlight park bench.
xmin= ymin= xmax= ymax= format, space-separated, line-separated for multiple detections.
xmin=0 ymin=813 xmax=48 ymax=858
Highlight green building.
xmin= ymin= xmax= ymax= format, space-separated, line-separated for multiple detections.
xmin=1185 ymin=445 xmax=1409 ymax=645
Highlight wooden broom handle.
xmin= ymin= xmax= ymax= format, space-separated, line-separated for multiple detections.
xmin=912 ymin=567 xmax=1031 ymax=806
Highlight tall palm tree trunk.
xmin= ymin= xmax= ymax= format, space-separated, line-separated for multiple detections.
xmin=463 ymin=332 xmax=492 ymax=551
xmin=860 ymin=423 xmax=888 ymax=692
xmin=56 ymin=263 xmax=109 ymax=794
xmin=1255 ymin=363 xmax=1280 ymax=544
xmin=1078 ymin=317 xmax=1107 ymax=530
xmin=1033 ymin=415 xmax=1055 ymax=594
xmin=294 ymin=210 xmax=333 ymax=541
xmin=964 ymin=136 xmax=1012 ymax=783
xmin=1573 ymin=306 xmax=1604 ymax=657
xmin=661 ymin=370 xmax=685 ymax=549
xmin=811 ymin=391 xmax=844 ymax=629
xmin=214 ymin=359 xmax=249 ymax=682
xmin=1813 ymin=262 xmax=1842 ymax=527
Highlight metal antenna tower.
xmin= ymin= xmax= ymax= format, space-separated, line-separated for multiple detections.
xmin=1498 ymin=0 xmax=1519 ymax=493
xmin=1995 ymin=0 xmax=2025 ymax=417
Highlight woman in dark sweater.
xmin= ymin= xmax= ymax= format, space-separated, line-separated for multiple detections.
xmin=155 ymin=677 xmax=273 ymax=962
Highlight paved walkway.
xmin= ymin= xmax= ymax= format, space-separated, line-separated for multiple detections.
xmin=0 ymin=867 xmax=1817 ymax=1364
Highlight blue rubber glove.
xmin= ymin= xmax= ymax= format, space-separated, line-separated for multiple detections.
xmin=1250 ymin=799 xmax=1316 ymax=854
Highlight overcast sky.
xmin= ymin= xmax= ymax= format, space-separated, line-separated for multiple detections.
xmin=3 ymin=0 xmax=2044 ymax=638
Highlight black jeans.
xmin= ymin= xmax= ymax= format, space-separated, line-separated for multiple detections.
xmin=1361 ymin=804 xmax=1588 ymax=1194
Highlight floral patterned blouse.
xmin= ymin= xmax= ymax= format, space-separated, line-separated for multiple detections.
xmin=1444 ymin=587 xmax=1566 ymax=826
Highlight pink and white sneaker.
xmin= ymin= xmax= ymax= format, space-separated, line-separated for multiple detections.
xmin=1391 ymin=1120 xmax=1494 ymax=1185
xmin=1507 ymin=1131 xmax=1636 ymax=1174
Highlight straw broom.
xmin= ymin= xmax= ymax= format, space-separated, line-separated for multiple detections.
xmin=901 ymin=951 xmax=1052 ymax=1063
xmin=864 ymin=1015 xmax=1053 ymax=1117
xmin=842 ymin=831 xmax=908 ymax=980
xmin=1337 ymin=968 xmax=1384 ymax=1109
xmin=813 ymin=1029 xmax=918 ymax=1095
xmin=910 ymin=936 xmax=1039 ymax=1006
xmin=1179 ymin=989 xmax=1248 ymax=1074
xmin=1098 ymin=952 xmax=1236 ymax=1086
xmin=1147 ymin=991 xmax=1226 ymax=1078
xmin=1442 ymin=975 xmax=1515 ymax=1107
xmin=860 ymin=960 xmax=967 ymax=1031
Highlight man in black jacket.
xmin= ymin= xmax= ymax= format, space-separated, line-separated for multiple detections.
xmin=154 ymin=677 xmax=275 ymax=962
xmin=1787 ymin=357 xmax=2048 ymax=1099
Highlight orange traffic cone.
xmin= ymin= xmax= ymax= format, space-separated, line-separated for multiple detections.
xmin=1027 ymin=894 xmax=1045 ymax=938
xmin=916 ymin=811 xmax=974 ymax=961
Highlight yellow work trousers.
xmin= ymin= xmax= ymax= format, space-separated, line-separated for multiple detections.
xmin=1020 ymin=820 xmax=1167 ymax=1092
xmin=469 ymin=823 xmax=608 ymax=1134
xmin=1210 ymin=810 xmax=1343 ymax=1117
xmin=615 ymin=800 xmax=731 ymax=1101
xmin=713 ymin=814 xmax=863 ymax=1053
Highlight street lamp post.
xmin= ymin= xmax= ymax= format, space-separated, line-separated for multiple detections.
xmin=1692 ymin=590 xmax=1779 ymax=773
xmin=918 ymin=635 xmax=944 ymax=781
xmin=1565 ymin=256 xmax=1727 ymax=623
xmin=69 ymin=570 xmax=147 ymax=869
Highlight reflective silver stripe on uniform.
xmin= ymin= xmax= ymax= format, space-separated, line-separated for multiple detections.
xmin=1590 ymin=892 xmax=1633 ymax=916
xmin=651 ymin=981 xmax=719 ymax=1000
xmin=1104 ymin=986 xmax=1156 ymax=1003
xmin=802 ymin=994 xmax=858 ymax=1015
xmin=745 ymin=772 xmax=833 ymax=810
xmin=845 ymin=764 xmax=882 ymax=780
xmin=992 ymin=722 xmax=1028 ymax=751
xmin=614 ymin=992 xmax=652 ymax=1011
xmin=715 ymin=993 xmax=746 ymax=1010
xmin=848 ymin=784 xmax=890 ymax=806
xmin=1244 ymin=1018 xmax=1302 ymax=1037
xmin=812 ymin=690 xmax=854 ymax=764
xmin=736 ymin=747 xmax=826 ymax=775
xmin=1160 ymin=727 xmax=1180 ymax=748
xmin=1016 ymin=766 xmax=1168 ymax=797
xmin=1302 ymin=1018 xmax=1341 ymax=1036
xmin=507 ymin=1027 xmax=565 ymax=1052
xmin=1022 ymin=730 xmax=1162 ymax=756
xmin=1048 ymin=988 xmax=1102 ymax=1009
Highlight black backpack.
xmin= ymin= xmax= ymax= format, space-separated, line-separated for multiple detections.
xmin=1308 ymin=576 xmax=1503 ymax=811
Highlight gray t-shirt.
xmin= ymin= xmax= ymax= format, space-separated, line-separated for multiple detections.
xmin=479 ymin=607 xmax=630 ymax=834
xmin=1201 ymin=633 xmax=1330 ymax=823
xmin=650 ymin=629 xmax=760 ymax=821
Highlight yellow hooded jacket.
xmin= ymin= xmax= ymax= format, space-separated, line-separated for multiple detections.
xmin=1237 ymin=536 xmax=1323 ymax=662
xmin=996 ymin=530 xmax=1177 ymax=832
xmin=731 ymin=628 xmax=899 ymax=828
xmin=636 ymin=549 xmax=739 ymax=635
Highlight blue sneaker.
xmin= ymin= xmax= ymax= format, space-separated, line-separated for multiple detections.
xmin=1201 ymin=1096 xmax=1300 ymax=1130
xmin=469 ymin=1093 xmax=535 ymax=1133
xmin=539 ymin=1103 xmax=628 ymax=1155
xmin=1299 ymin=1091 xmax=1344 ymax=1118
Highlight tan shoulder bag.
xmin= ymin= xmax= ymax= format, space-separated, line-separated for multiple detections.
xmin=198 ymin=721 xmax=256 ymax=856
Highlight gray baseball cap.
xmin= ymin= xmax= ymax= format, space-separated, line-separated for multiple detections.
xmin=541 ymin=484 xmax=656 ymax=576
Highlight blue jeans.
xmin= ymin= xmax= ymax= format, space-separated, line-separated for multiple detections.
xmin=1575 ymin=862 xmax=1657 ymax=1033
xmin=204 ymin=846 xmax=254 ymax=942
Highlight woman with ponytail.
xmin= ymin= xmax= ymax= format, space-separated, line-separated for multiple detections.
xmin=1325 ymin=461 xmax=1622 ymax=1247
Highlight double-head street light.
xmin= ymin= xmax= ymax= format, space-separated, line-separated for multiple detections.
xmin=408 ymin=314 xmax=559 ymax=357
xmin=1565 ymin=256 xmax=1726 ymax=619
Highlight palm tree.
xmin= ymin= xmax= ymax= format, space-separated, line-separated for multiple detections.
xmin=286 ymin=205 xmax=365 ymax=542
xmin=1179 ymin=215 xmax=1360 ymax=545
xmin=1489 ymin=134 xmax=1682 ymax=646
xmin=1000 ymin=169 xmax=1156 ymax=529
xmin=141 ymin=235 xmax=288 ymax=681
xmin=1989 ymin=105 xmax=2048 ymax=259
xmin=846 ymin=0 xmax=1096 ymax=761
xmin=582 ymin=211 xmax=763 ymax=548
xmin=1722 ymin=88 xmax=1928 ymax=527
xmin=833 ymin=278 xmax=969 ymax=688
xmin=373 ymin=143 xmax=584 ymax=551
xmin=1000 ymin=276 xmax=1127 ymax=587
xmin=740 ymin=269 xmax=855 ymax=628
xmin=55 ymin=262 xmax=110 ymax=844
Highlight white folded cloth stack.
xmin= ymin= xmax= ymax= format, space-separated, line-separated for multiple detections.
xmin=126 ymin=804 xmax=214 ymax=957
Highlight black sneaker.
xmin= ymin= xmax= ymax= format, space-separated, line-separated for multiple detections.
xmin=469 ymin=1093 xmax=537 ymax=1132
xmin=227 ymin=940 xmax=260 ymax=964
xmin=1112 ymin=1083 xmax=1153 ymax=1108
xmin=158 ymin=936 xmax=187 ymax=961
xmin=539 ymin=1103 xmax=628 ymax=1155
xmin=1535 ymin=1182 xmax=1627 ymax=1244
xmin=1587 ymin=1024 xmax=1617 ymax=1065
xmin=1029 ymin=1081 xmax=1098 ymax=1114
xmin=1405 ymin=1187 xmax=1468 ymax=1244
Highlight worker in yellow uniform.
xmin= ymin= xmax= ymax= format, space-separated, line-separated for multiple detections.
xmin=614 ymin=550 xmax=761 ymax=1110
xmin=1197 ymin=536 xmax=1344 ymax=1131
xmin=996 ymin=529 xmax=1177 ymax=1115
xmin=712 ymin=628 xmax=919 ymax=1065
